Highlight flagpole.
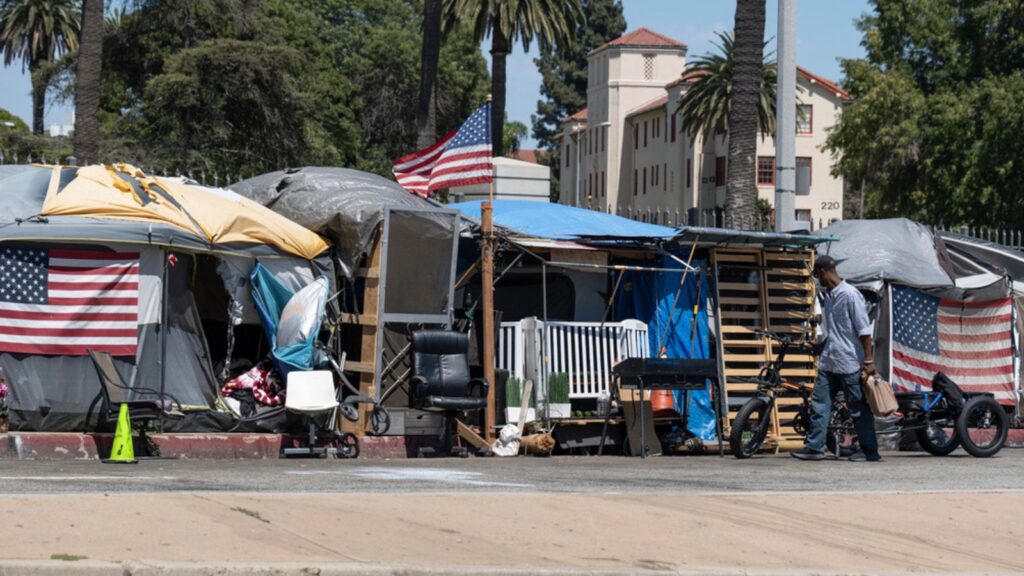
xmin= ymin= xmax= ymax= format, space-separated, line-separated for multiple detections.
xmin=482 ymin=95 xmax=497 ymax=444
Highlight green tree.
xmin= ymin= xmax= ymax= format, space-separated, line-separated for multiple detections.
xmin=0 ymin=0 xmax=79 ymax=134
xmin=444 ymin=0 xmax=584 ymax=157
xmin=416 ymin=0 xmax=442 ymax=148
xmin=0 ymin=107 xmax=29 ymax=131
xmin=503 ymin=119 xmax=527 ymax=155
xmin=676 ymin=31 xmax=778 ymax=137
xmin=73 ymin=0 xmax=103 ymax=164
xmin=724 ymin=0 xmax=765 ymax=223
xmin=531 ymin=0 xmax=625 ymax=198
xmin=825 ymin=0 xmax=1024 ymax=228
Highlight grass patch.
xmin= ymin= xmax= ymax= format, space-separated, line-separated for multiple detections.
xmin=231 ymin=506 xmax=269 ymax=524
xmin=50 ymin=553 xmax=87 ymax=561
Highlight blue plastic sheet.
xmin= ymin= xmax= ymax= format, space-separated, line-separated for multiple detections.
xmin=616 ymin=256 xmax=716 ymax=441
xmin=250 ymin=263 xmax=327 ymax=375
xmin=451 ymin=200 xmax=676 ymax=239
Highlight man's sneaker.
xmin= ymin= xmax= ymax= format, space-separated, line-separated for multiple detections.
xmin=791 ymin=448 xmax=826 ymax=461
xmin=849 ymin=451 xmax=882 ymax=462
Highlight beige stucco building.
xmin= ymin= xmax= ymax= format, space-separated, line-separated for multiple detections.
xmin=558 ymin=28 xmax=851 ymax=228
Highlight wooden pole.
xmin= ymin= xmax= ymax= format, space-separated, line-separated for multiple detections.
xmin=482 ymin=198 xmax=496 ymax=443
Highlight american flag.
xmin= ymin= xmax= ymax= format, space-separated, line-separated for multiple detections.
xmin=891 ymin=285 xmax=1015 ymax=404
xmin=392 ymin=102 xmax=493 ymax=196
xmin=0 ymin=247 xmax=139 ymax=356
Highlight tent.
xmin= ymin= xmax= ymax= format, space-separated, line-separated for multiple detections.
xmin=0 ymin=164 xmax=330 ymax=431
xmin=816 ymin=219 xmax=1019 ymax=409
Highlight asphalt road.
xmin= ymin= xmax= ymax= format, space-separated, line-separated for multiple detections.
xmin=0 ymin=448 xmax=1021 ymax=495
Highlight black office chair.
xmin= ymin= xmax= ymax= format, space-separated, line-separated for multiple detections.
xmin=409 ymin=330 xmax=488 ymax=456
xmin=88 ymin=349 xmax=185 ymax=458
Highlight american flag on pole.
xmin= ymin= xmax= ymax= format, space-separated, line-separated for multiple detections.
xmin=0 ymin=247 xmax=139 ymax=356
xmin=392 ymin=101 xmax=493 ymax=197
xmin=891 ymin=285 xmax=1015 ymax=405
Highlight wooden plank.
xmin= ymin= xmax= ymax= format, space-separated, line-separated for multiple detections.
xmin=713 ymin=253 xmax=759 ymax=263
xmin=724 ymin=354 xmax=769 ymax=363
xmin=765 ymin=268 xmax=810 ymax=277
xmin=717 ymin=282 xmax=760 ymax=291
xmin=768 ymin=310 xmax=813 ymax=319
xmin=768 ymin=296 xmax=814 ymax=305
xmin=720 ymin=325 xmax=757 ymax=334
xmin=339 ymin=313 xmax=378 ymax=326
xmin=351 ymin=230 xmax=384 ymax=436
xmin=455 ymin=419 xmax=491 ymax=450
xmin=780 ymin=368 xmax=817 ymax=377
xmin=721 ymin=339 xmax=766 ymax=347
xmin=765 ymin=252 xmax=811 ymax=262
xmin=719 ymin=311 xmax=762 ymax=319
xmin=719 ymin=297 xmax=760 ymax=306
xmin=767 ymin=281 xmax=814 ymax=291
xmin=357 ymin=267 xmax=381 ymax=279
xmin=344 ymin=361 xmax=375 ymax=373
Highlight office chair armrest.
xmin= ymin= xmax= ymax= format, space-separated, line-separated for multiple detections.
xmin=468 ymin=378 xmax=488 ymax=398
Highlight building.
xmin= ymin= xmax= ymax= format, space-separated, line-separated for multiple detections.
xmin=558 ymin=28 xmax=851 ymax=227
xmin=451 ymin=157 xmax=551 ymax=203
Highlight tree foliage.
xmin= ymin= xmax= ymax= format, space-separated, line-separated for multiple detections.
xmin=531 ymin=0 xmax=624 ymax=198
xmin=825 ymin=0 xmax=1024 ymax=228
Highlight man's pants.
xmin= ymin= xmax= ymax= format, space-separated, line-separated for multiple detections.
xmin=805 ymin=370 xmax=879 ymax=455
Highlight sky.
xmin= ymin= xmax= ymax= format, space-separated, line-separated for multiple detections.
xmin=0 ymin=0 xmax=873 ymax=144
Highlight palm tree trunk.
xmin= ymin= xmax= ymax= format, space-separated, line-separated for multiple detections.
xmin=29 ymin=60 xmax=45 ymax=135
xmin=73 ymin=0 xmax=104 ymax=165
xmin=490 ymin=25 xmax=509 ymax=158
xmin=725 ymin=0 xmax=766 ymax=226
xmin=416 ymin=0 xmax=442 ymax=149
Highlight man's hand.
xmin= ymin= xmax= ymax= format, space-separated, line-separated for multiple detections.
xmin=863 ymin=362 xmax=878 ymax=377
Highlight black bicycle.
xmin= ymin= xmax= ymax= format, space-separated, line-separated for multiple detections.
xmin=729 ymin=331 xmax=1009 ymax=458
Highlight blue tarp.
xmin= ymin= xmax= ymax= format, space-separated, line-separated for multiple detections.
xmin=616 ymin=256 xmax=716 ymax=441
xmin=250 ymin=263 xmax=327 ymax=375
xmin=450 ymin=200 xmax=676 ymax=240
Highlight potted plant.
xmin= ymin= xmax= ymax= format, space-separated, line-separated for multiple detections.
xmin=505 ymin=376 xmax=536 ymax=424
xmin=546 ymin=373 xmax=571 ymax=419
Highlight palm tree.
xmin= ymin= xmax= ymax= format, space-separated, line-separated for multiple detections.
xmin=676 ymin=32 xmax=777 ymax=138
xmin=0 ymin=0 xmax=80 ymax=135
xmin=72 ymin=0 xmax=102 ymax=165
xmin=724 ymin=0 xmax=766 ymax=224
xmin=416 ymin=0 xmax=442 ymax=149
xmin=503 ymin=119 xmax=527 ymax=155
xmin=444 ymin=0 xmax=584 ymax=157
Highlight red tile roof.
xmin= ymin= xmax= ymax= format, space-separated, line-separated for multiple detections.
xmin=626 ymin=95 xmax=669 ymax=118
xmin=590 ymin=28 xmax=687 ymax=56
xmin=510 ymin=150 xmax=543 ymax=164
xmin=566 ymin=108 xmax=588 ymax=123
xmin=798 ymin=66 xmax=851 ymax=100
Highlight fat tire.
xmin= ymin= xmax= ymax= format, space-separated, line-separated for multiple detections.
xmin=729 ymin=397 xmax=772 ymax=459
xmin=915 ymin=422 xmax=960 ymax=456
xmin=956 ymin=396 xmax=1007 ymax=458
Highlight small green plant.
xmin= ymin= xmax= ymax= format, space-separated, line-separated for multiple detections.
xmin=547 ymin=373 xmax=570 ymax=404
xmin=50 ymin=554 xmax=87 ymax=561
xmin=231 ymin=506 xmax=269 ymax=524
xmin=506 ymin=376 xmax=521 ymax=407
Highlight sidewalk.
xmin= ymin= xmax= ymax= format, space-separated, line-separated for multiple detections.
xmin=0 ymin=491 xmax=1021 ymax=574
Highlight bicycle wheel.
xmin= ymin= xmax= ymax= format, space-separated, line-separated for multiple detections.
xmin=826 ymin=407 xmax=858 ymax=457
xmin=955 ymin=395 xmax=1008 ymax=458
xmin=915 ymin=422 xmax=960 ymax=456
xmin=729 ymin=397 xmax=772 ymax=458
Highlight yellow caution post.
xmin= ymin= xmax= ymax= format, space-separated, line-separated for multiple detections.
xmin=104 ymin=404 xmax=137 ymax=464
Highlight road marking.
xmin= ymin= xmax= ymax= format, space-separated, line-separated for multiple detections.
xmin=286 ymin=467 xmax=534 ymax=488
xmin=0 ymin=476 xmax=176 ymax=481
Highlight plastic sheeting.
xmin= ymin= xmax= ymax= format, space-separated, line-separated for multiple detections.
xmin=250 ymin=264 xmax=328 ymax=375
xmin=451 ymin=200 xmax=676 ymax=240
xmin=814 ymin=219 xmax=955 ymax=290
xmin=231 ymin=167 xmax=448 ymax=277
xmin=616 ymin=256 xmax=717 ymax=441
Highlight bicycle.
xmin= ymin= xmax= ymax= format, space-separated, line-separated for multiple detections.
xmin=729 ymin=331 xmax=1009 ymax=458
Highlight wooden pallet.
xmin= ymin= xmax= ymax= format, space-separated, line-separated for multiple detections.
xmin=340 ymin=228 xmax=384 ymax=437
xmin=711 ymin=247 xmax=818 ymax=451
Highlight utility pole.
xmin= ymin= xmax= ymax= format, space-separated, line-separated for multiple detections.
xmin=774 ymin=0 xmax=797 ymax=233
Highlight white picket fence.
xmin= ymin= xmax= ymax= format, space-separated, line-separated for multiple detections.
xmin=498 ymin=318 xmax=650 ymax=400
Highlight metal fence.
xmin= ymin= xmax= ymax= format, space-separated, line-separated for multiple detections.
xmin=563 ymin=200 xmax=839 ymax=232
xmin=934 ymin=224 xmax=1024 ymax=250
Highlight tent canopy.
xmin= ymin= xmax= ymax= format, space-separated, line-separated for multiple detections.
xmin=451 ymin=200 xmax=676 ymax=240
xmin=0 ymin=164 xmax=328 ymax=260
xmin=814 ymin=218 xmax=955 ymax=290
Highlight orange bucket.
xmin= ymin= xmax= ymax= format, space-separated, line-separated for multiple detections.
xmin=651 ymin=390 xmax=677 ymax=416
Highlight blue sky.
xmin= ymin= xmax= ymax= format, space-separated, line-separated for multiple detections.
xmin=0 ymin=0 xmax=872 ymax=144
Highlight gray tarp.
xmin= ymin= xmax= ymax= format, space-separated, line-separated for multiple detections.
xmin=230 ymin=167 xmax=449 ymax=277
xmin=814 ymin=218 xmax=955 ymax=291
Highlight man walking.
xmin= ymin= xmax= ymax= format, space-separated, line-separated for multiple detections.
xmin=792 ymin=255 xmax=881 ymax=462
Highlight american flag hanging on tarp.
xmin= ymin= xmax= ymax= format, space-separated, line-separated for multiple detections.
xmin=0 ymin=247 xmax=140 ymax=356
xmin=392 ymin=101 xmax=493 ymax=197
xmin=890 ymin=284 xmax=1015 ymax=405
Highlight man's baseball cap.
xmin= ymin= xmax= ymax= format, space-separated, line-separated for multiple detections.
xmin=813 ymin=255 xmax=837 ymax=272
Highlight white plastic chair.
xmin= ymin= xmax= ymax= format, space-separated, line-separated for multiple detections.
xmin=282 ymin=370 xmax=341 ymax=457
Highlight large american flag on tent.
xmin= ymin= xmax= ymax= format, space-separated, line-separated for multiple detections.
xmin=891 ymin=285 xmax=1015 ymax=405
xmin=0 ymin=247 xmax=139 ymax=356
xmin=392 ymin=101 xmax=493 ymax=197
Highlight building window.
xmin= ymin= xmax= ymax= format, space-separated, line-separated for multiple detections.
xmin=601 ymin=171 xmax=606 ymax=196
xmin=601 ymin=127 xmax=606 ymax=152
xmin=664 ymin=163 xmax=667 ymax=191
xmin=671 ymin=114 xmax=677 ymax=143
xmin=634 ymin=169 xmax=638 ymax=195
xmin=644 ymin=121 xmax=648 ymax=147
xmin=757 ymin=156 xmax=775 ymax=185
xmin=565 ymin=144 xmax=570 ymax=167
xmin=589 ymin=173 xmax=593 ymax=199
xmin=715 ymin=156 xmax=726 ymax=187
xmin=686 ymin=158 xmax=691 ymax=189
xmin=643 ymin=167 xmax=647 ymax=194
xmin=634 ymin=124 xmax=638 ymax=150
xmin=643 ymin=54 xmax=655 ymax=80
xmin=797 ymin=104 xmax=813 ymax=134
xmin=797 ymin=156 xmax=812 ymax=185
xmin=796 ymin=209 xmax=812 ymax=222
